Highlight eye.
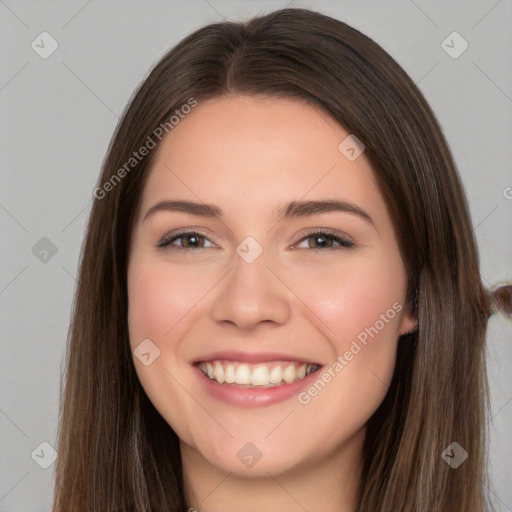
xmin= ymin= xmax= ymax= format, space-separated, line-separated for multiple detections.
xmin=156 ymin=229 xmax=355 ymax=253
xmin=157 ymin=230 xmax=216 ymax=252
xmin=294 ymin=230 xmax=355 ymax=252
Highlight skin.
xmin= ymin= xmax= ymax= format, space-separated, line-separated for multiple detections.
xmin=127 ymin=95 xmax=417 ymax=512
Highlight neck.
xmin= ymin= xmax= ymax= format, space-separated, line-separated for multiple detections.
xmin=181 ymin=428 xmax=364 ymax=512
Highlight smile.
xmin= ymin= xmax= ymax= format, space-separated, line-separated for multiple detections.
xmin=197 ymin=360 xmax=321 ymax=388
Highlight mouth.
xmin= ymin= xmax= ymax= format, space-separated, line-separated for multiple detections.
xmin=196 ymin=360 xmax=321 ymax=388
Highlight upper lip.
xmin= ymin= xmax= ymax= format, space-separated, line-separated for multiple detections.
xmin=192 ymin=351 xmax=322 ymax=365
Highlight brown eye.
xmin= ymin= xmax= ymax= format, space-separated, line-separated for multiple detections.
xmin=308 ymin=233 xmax=335 ymax=249
xmin=296 ymin=231 xmax=355 ymax=251
xmin=157 ymin=231 xmax=214 ymax=250
xmin=180 ymin=233 xmax=205 ymax=248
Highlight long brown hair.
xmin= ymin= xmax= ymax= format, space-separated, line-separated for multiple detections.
xmin=53 ymin=8 xmax=494 ymax=511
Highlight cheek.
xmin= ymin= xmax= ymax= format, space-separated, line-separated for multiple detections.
xmin=127 ymin=261 xmax=195 ymax=407
xmin=297 ymin=251 xmax=407 ymax=346
xmin=128 ymin=267 xmax=167 ymax=345
xmin=127 ymin=260 xmax=203 ymax=443
xmin=293 ymin=253 xmax=406 ymax=420
xmin=127 ymin=260 xmax=200 ymax=347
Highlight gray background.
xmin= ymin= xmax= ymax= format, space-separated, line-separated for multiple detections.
xmin=0 ymin=0 xmax=511 ymax=510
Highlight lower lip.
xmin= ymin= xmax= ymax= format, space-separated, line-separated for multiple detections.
xmin=193 ymin=365 xmax=322 ymax=407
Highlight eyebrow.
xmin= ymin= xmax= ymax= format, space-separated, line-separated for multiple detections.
xmin=142 ymin=199 xmax=375 ymax=227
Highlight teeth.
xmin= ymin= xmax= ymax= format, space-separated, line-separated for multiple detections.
xmin=235 ymin=364 xmax=252 ymax=385
xmin=206 ymin=362 xmax=214 ymax=379
xmin=251 ymin=366 xmax=269 ymax=386
xmin=213 ymin=361 xmax=225 ymax=384
xmin=225 ymin=363 xmax=235 ymax=383
xmin=198 ymin=360 xmax=319 ymax=387
xmin=269 ymin=365 xmax=282 ymax=384
xmin=283 ymin=364 xmax=296 ymax=384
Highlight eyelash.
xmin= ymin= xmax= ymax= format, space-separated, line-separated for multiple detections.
xmin=156 ymin=229 xmax=355 ymax=254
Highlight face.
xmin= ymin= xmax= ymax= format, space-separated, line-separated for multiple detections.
xmin=127 ymin=95 xmax=416 ymax=478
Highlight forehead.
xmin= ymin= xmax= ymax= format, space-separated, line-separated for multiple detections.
xmin=140 ymin=94 xmax=385 ymax=223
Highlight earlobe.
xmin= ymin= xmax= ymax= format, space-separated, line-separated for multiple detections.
xmin=399 ymin=307 xmax=418 ymax=336
xmin=398 ymin=286 xmax=418 ymax=336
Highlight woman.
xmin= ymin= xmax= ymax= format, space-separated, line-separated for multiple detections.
xmin=52 ymin=7 xmax=509 ymax=511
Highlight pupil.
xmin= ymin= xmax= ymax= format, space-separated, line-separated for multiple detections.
xmin=186 ymin=234 xmax=200 ymax=247
xmin=313 ymin=234 xmax=328 ymax=248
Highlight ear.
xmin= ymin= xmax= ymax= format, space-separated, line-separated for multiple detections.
xmin=398 ymin=302 xmax=417 ymax=336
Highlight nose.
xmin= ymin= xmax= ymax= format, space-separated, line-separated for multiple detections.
xmin=210 ymin=249 xmax=291 ymax=330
